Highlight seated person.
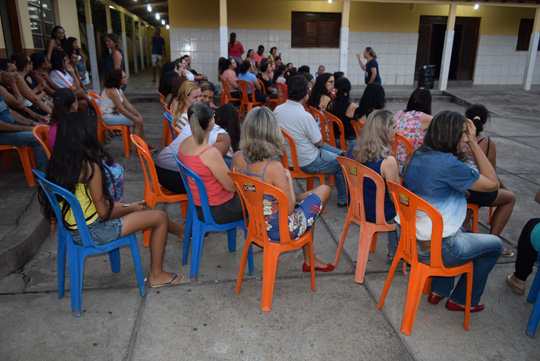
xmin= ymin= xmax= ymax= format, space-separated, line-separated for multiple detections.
xmin=258 ymin=60 xmax=278 ymax=99
xmin=0 ymin=59 xmax=49 ymax=123
xmin=100 ymin=69 xmax=156 ymax=153
xmin=506 ymin=189 xmax=540 ymax=295
xmin=177 ymin=102 xmax=244 ymax=224
xmin=327 ymin=77 xmax=359 ymax=149
xmin=349 ymin=110 xmax=399 ymax=264
xmin=232 ymin=106 xmax=334 ymax=272
xmin=0 ymin=93 xmax=47 ymax=172
xmin=166 ymin=76 xmax=186 ymax=109
xmin=237 ymin=60 xmax=270 ymax=107
xmin=220 ymin=58 xmax=240 ymax=99
xmin=158 ymin=60 xmax=181 ymax=98
xmin=273 ymin=65 xmax=287 ymax=84
xmin=402 ymin=111 xmax=502 ymax=312
xmin=306 ymin=72 xmax=333 ymax=111
xmin=30 ymin=52 xmax=58 ymax=96
xmin=183 ymin=55 xmax=207 ymax=82
xmin=172 ymin=81 xmax=201 ymax=131
xmin=274 ymin=75 xmax=348 ymax=208
xmin=49 ymin=51 xmax=94 ymax=113
xmin=354 ymin=83 xmax=386 ymax=124
xmin=200 ymin=81 xmax=217 ymax=110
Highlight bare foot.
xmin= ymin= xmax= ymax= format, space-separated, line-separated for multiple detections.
xmin=169 ymin=220 xmax=185 ymax=240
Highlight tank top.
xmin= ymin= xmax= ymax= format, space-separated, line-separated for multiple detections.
xmin=63 ymin=183 xmax=99 ymax=230
xmin=395 ymin=110 xmax=426 ymax=163
xmin=99 ymin=88 xmax=123 ymax=117
xmin=362 ymin=156 xmax=396 ymax=223
xmin=178 ymin=146 xmax=234 ymax=206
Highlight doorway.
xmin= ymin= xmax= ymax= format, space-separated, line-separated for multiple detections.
xmin=414 ymin=16 xmax=480 ymax=81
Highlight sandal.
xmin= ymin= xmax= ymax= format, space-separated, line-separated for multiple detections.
xmin=502 ymin=248 xmax=514 ymax=257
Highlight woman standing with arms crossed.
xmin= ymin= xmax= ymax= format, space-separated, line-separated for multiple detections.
xmin=357 ymin=47 xmax=381 ymax=85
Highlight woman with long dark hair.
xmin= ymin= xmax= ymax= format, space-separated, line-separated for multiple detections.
xmin=327 ymin=77 xmax=358 ymax=148
xmin=46 ymin=26 xmax=66 ymax=61
xmin=105 ymin=33 xmax=124 ymax=80
xmin=401 ymin=111 xmax=502 ymax=312
xmin=354 ymin=83 xmax=386 ymax=124
xmin=41 ymin=113 xmax=185 ymax=288
xmin=306 ymin=72 xmax=334 ymax=110
xmin=49 ymin=88 xmax=77 ymax=149
xmin=228 ymin=32 xmax=244 ymax=71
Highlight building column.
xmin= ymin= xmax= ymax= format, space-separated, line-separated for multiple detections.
xmin=438 ymin=4 xmax=456 ymax=91
xmin=105 ymin=5 xmax=112 ymax=34
xmin=120 ymin=12 xmax=129 ymax=78
xmin=84 ymin=0 xmax=100 ymax=93
xmin=339 ymin=0 xmax=350 ymax=75
xmin=132 ymin=17 xmax=138 ymax=74
xmin=523 ymin=7 xmax=540 ymax=90
xmin=219 ymin=0 xmax=228 ymax=58
xmin=139 ymin=22 xmax=145 ymax=70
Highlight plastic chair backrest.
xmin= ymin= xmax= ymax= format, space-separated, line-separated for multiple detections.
xmin=164 ymin=111 xmax=179 ymax=139
xmin=280 ymin=129 xmax=302 ymax=172
xmin=229 ymin=172 xmax=295 ymax=246
xmin=392 ymin=134 xmax=414 ymax=161
xmin=307 ymin=106 xmax=328 ymax=142
xmin=237 ymin=80 xmax=257 ymax=103
xmin=350 ymin=120 xmax=363 ymax=137
xmin=157 ymin=89 xmax=164 ymax=102
xmin=32 ymin=170 xmax=99 ymax=249
xmin=87 ymin=91 xmax=105 ymax=132
xmin=130 ymin=134 xmax=165 ymax=197
xmin=322 ymin=109 xmax=347 ymax=151
xmin=255 ymin=78 xmax=266 ymax=95
xmin=32 ymin=124 xmax=51 ymax=158
xmin=386 ymin=181 xmax=445 ymax=269
xmin=276 ymin=82 xmax=287 ymax=104
xmin=337 ymin=157 xmax=391 ymax=226
xmin=173 ymin=154 xmax=216 ymax=224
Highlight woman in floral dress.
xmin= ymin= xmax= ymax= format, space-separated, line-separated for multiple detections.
xmin=232 ymin=107 xmax=335 ymax=272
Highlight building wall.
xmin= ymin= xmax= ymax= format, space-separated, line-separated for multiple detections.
xmin=169 ymin=0 xmax=540 ymax=86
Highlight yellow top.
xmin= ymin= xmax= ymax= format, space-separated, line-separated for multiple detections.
xmin=63 ymin=183 xmax=99 ymax=230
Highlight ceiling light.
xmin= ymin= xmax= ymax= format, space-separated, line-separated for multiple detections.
xmin=161 ymin=19 xmax=165 ymax=25
xmin=147 ymin=4 xmax=152 ymax=12
xmin=108 ymin=5 xmax=115 ymax=9
xmin=474 ymin=3 xmax=480 ymax=9
xmin=166 ymin=24 xmax=169 ymax=29
xmin=155 ymin=13 xmax=160 ymax=20
xmin=328 ymin=0 xmax=333 ymax=3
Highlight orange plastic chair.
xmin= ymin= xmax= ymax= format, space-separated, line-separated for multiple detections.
xmin=229 ymin=172 xmax=317 ymax=312
xmin=307 ymin=106 xmax=326 ymax=138
xmin=256 ymin=78 xmax=278 ymax=109
xmin=334 ymin=157 xmax=401 ymax=283
xmin=351 ymin=120 xmax=363 ymax=137
xmin=237 ymin=80 xmax=263 ymax=118
xmin=32 ymin=125 xmax=52 ymax=158
xmin=131 ymin=134 xmax=188 ymax=247
xmin=88 ymin=91 xmax=132 ymax=158
xmin=378 ymin=181 xmax=474 ymax=336
xmin=276 ymin=82 xmax=288 ymax=105
xmin=157 ymin=89 xmax=164 ymax=102
xmin=0 ymin=145 xmax=35 ymax=187
xmin=218 ymin=74 xmax=241 ymax=106
xmin=322 ymin=110 xmax=347 ymax=152
xmin=392 ymin=134 xmax=414 ymax=163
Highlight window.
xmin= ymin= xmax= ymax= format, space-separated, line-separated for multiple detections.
xmin=516 ymin=18 xmax=540 ymax=51
xmin=28 ymin=0 xmax=56 ymax=50
xmin=291 ymin=12 xmax=341 ymax=48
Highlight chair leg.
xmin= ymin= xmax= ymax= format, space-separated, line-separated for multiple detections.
xmin=333 ymin=214 xmax=353 ymax=266
xmin=306 ymin=177 xmax=314 ymax=191
xmin=189 ymin=224 xmax=205 ymax=282
xmin=108 ymin=248 xmax=121 ymax=273
xmin=378 ymin=251 xmax=401 ymax=310
xmin=527 ymin=293 xmax=540 ymax=338
xmin=423 ymin=277 xmax=432 ymax=294
xmin=227 ymin=228 xmax=237 ymax=252
xmin=354 ymin=226 xmax=376 ymax=284
xmin=527 ymin=269 xmax=540 ymax=303
xmin=182 ymin=209 xmax=193 ymax=265
xmin=16 ymin=147 xmax=35 ymax=187
xmin=261 ymin=247 xmax=279 ymax=312
xmin=129 ymin=234 xmax=146 ymax=297
xmin=122 ymin=129 xmax=130 ymax=158
xmin=400 ymin=269 xmax=426 ymax=336
xmin=307 ymin=240 xmax=316 ymax=292
xmin=67 ymin=250 xmax=84 ymax=317
xmin=463 ymin=271 xmax=472 ymax=331
xmin=242 ymin=227 xmax=255 ymax=276
xmin=369 ymin=232 xmax=378 ymax=253
xmin=57 ymin=233 xmax=67 ymax=299
xmin=235 ymin=238 xmax=252 ymax=294
xmin=180 ymin=200 xmax=188 ymax=219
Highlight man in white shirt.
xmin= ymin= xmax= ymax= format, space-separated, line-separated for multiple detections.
xmin=313 ymin=65 xmax=325 ymax=79
xmin=273 ymin=75 xmax=347 ymax=207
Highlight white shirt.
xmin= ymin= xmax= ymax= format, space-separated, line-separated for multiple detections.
xmin=50 ymin=70 xmax=74 ymax=89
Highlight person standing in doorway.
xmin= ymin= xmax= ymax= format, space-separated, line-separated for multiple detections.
xmin=356 ymin=47 xmax=381 ymax=85
xmin=151 ymin=28 xmax=166 ymax=83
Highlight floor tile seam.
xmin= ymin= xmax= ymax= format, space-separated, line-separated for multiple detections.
xmin=124 ymin=263 xmax=151 ymax=361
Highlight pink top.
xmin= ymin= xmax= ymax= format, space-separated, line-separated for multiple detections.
xmin=253 ymin=52 xmax=265 ymax=66
xmin=178 ymin=146 xmax=234 ymax=206
xmin=395 ymin=110 xmax=426 ymax=163
xmin=222 ymin=69 xmax=239 ymax=91
xmin=228 ymin=42 xmax=244 ymax=58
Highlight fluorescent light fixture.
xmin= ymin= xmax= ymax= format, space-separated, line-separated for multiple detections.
xmin=166 ymin=24 xmax=169 ymax=29
xmin=161 ymin=19 xmax=165 ymax=25
xmin=155 ymin=13 xmax=160 ymax=20
xmin=108 ymin=5 xmax=115 ymax=9
xmin=147 ymin=4 xmax=152 ymax=12
xmin=328 ymin=0 xmax=332 ymax=3
xmin=474 ymin=3 xmax=480 ymax=9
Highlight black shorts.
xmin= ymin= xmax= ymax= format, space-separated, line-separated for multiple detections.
xmin=155 ymin=165 xmax=186 ymax=194
xmin=196 ymin=192 xmax=244 ymax=224
xmin=467 ymin=189 xmax=498 ymax=207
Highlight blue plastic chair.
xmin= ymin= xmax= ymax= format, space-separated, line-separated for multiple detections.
xmin=172 ymin=154 xmax=254 ymax=282
xmin=32 ymin=170 xmax=146 ymax=317
xmin=164 ymin=111 xmax=179 ymax=140
xmin=526 ymin=252 xmax=540 ymax=337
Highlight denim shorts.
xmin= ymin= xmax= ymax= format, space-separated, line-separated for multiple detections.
xmin=71 ymin=217 xmax=124 ymax=246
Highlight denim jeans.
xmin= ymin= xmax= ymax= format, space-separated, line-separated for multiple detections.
xmin=103 ymin=114 xmax=133 ymax=126
xmin=300 ymin=143 xmax=347 ymax=204
xmin=0 ymin=130 xmax=48 ymax=172
xmin=387 ymin=219 xmax=399 ymax=256
xmin=417 ymin=232 xmax=502 ymax=306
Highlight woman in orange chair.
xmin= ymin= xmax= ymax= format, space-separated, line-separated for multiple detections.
xmin=172 ymin=81 xmax=201 ymax=132
xmin=232 ymin=106 xmax=334 ymax=272
xmin=401 ymin=111 xmax=502 ymax=312
xmin=349 ymin=110 xmax=400 ymax=264
xmin=42 ymin=112 xmax=184 ymax=288
xmin=177 ymin=102 xmax=244 ymax=224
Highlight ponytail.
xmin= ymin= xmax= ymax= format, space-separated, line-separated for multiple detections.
xmin=188 ymin=102 xmax=214 ymax=144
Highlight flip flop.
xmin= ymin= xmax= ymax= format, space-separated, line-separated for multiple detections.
xmin=149 ymin=273 xmax=184 ymax=288
xmin=502 ymin=248 xmax=514 ymax=257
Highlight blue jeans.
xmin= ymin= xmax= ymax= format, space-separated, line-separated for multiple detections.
xmin=0 ymin=130 xmax=48 ymax=172
xmin=300 ymin=143 xmax=347 ymax=204
xmin=417 ymin=232 xmax=502 ymax=306
xmin=387 ymin=219 xmax=399 ymax=256
xmin=103 ymin=114 xmax=133 ymax=126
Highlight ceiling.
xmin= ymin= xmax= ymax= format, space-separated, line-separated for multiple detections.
xmin=111 ymin=0 xmax=169 ymax=28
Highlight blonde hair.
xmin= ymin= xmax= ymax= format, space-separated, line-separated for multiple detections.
xmin=352 ymin=109 xmax=394 ymax=163
xmin=188 ymin=102 xmax=214 ymax=144
xmin=240 ymin=107 xmax=284 ymax=162
xmin=173 ymin=81 xmax=200 ymax=126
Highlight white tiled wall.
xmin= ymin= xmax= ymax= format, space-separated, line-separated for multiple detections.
xmin=473 ymin=35 xmax=540 ymax=85
xmin=347 ymin=32 xmax=418 ymax=86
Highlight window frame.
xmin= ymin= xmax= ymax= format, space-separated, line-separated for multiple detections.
xmin=291 ymin=11 xmax=341 ymax=49
xmin=28 ymin=0 xmax=56 ymax=51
